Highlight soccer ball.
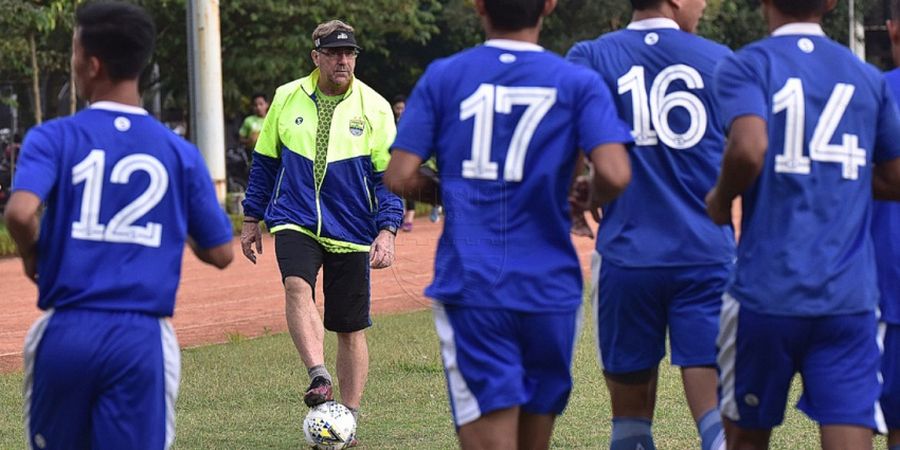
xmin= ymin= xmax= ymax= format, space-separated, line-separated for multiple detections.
xmin=303 ymin=401 xmax=357 ymax=450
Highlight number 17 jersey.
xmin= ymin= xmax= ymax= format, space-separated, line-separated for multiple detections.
xmin=715 ymin=24 xmax=900 ymax=316
xmin=392 ymin=40 xmax=632 ymax=312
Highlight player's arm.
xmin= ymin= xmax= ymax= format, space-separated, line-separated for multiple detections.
xmin=384 ymin=150 xmax=441 ymax=205
xmin=4 ymin=191 xmax=41 ymax=282
xmin=588 ymin=143 xmax=631 ymax=205
xmin=188 ymin=238 xmax=233 ymax=269
xmin=706 ymin=116 xmax=768 ymax=224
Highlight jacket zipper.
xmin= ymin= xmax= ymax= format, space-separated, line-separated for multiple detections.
xmin=273 ymin=167 xmax=286 ymax=205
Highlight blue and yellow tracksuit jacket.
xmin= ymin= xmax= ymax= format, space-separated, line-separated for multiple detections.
xmin=242 ymin=69 xmax=403 ymax=252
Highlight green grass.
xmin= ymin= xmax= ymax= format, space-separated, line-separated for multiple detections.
xmin=0 ymin=307 xmax=886 ymax=449
xmin=0 ymin=221 xmax=16 ymax=258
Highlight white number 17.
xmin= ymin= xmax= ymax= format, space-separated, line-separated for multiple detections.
xmin=460 ymin=84 xmax=557 ymax=182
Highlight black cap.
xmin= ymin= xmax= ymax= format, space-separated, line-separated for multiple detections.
xmin=314 ymin=30 xmax=362 ymax=51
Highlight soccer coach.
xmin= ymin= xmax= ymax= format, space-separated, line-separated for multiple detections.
xmin=239 ymin=19 xmax=402 ymax=432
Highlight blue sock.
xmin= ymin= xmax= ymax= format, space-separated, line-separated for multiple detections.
xmin=697 ymin=408 xmax=725 ymax=450
xmin=610 ymin=417 xmax=655 ymax=450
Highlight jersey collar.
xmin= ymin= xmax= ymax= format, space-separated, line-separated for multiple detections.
xmin=627 ymin=18 xmax=680 ymax=31
xmin=89 ymin=101 xmax=149 ymax=115
xmin=771 ymin=23 xmax=826 ymax=37
xmin=484 ymin=39 xmax=543 ymax=52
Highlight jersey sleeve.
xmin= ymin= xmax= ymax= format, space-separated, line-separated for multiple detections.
xmin=714 ymin=52 xmax=768 ymax=130
xmin=391 ymin=64 xmax=439 ymax=160
xmin=576 ymin=70 xmax=633 ymax=153
xmin=874 ymin=77 xmax=900 ymax=164
xmin=238 ymin=116 xmax=252 ymax=138
xmin=565 ymin=40 xmax=595 ymax=70
xmin=186 ymin=148 xmax=233 ymax=249
xmin=12 ymin=125 xmax=58 ymax=200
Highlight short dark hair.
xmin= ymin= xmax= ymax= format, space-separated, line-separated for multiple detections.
xmin=75 ymin=1 xmax=156 ymax=81
xmin=392 ymin=94 xmax=406 ymax=105
xmin=892 ymin=0 xmax=900 ymax=20
xmin=251 ymin=92 xmax=267 ymax=102
xmin=483 ymin=0 xmax=545 ymax=31
xmin=630 ymin=0 xmax=665 ymax=11
xmin=771 ymin=0 xmax=828 ymax=18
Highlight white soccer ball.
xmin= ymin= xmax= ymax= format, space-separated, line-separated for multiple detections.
xmin=303 ymin=401 xmax=357 ymax=450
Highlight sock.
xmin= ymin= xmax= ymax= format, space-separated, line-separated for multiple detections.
xmin=697 ymin=408 xmax=725 ymax=450
xmin=349 ymin=407 xmax=359 ymax=424
xmin=307 ymin=364 xmax=331 ymax=383
xmin=610 ymin=417 xmax=655 ymax=450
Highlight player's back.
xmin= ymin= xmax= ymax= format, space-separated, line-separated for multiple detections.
xmin=394 ymin=41 xmax=630 ymax=312
xmin=567 ymin=20 xmax=735 ymax=267
xmin=18 ymin=103 xmax=231 ymax=316
xmin=716 ymin=25 xmax=900 ymax=316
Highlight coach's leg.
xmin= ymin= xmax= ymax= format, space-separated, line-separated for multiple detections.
xmin=458 ymin=407 xmax=519 ymax=450
xmin=284 ymin=277 xmax=325 ymax=368
xmin=336 ymin=331 xmax=368 ymax=409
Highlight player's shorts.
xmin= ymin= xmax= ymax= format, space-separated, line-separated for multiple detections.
xmin=432 ymin=302 xmax=580 ymax=427
xmin=718 ymin=293 xmax=883 ymax=430
xmin=274 ymin=230 xmax=371 ymax=333
xmin=881 ymin=322 xmax=900 ymax=430
xmin=592 ymin=252 xmax=730 ymax=374
xmin=23 ymin=308 xmax=179 ymax=450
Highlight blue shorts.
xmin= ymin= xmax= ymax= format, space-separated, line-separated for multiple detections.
xmin=718 ymin=294 xmax=882 ymax=430
xmin=881 ymin=323 xmax=900 ymax=430
xmin=24 ymin=309 xmax=180 ymax=450
xmin=432 ymin=302 xmax=580 ymax=427
xmin=592 ymin=252 xmax=729 ymax=373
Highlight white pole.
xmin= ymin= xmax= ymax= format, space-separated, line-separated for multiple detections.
xmin=187 ymin=0 xmax=226 ymax=204
xmin=849 ymin=0 xmax=856 ymax=51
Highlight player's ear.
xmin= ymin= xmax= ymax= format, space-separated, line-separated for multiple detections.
xmin=473 ymin=0 xmax=487 ymax=17
xmin=542 ymin=0 xmax=558 ymax=17
xmin=87 ymin=55 xmax=102 ymax=80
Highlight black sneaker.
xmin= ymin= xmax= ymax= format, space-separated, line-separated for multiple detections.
xmin=303 ymin=376 xmax=333 ymax=407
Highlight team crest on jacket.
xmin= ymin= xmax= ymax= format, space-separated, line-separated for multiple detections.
xmin=349 ymin=118 xmax=365 ymax=136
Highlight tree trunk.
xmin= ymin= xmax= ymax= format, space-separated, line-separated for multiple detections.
xmin=69 ymin=68 xmax=76 ymax=115
xmin=29 ymin=33 xmax=42 ymax=125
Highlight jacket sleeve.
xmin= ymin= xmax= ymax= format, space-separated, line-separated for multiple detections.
xmin=369 ymin=106 xmax=403 ymax=230
xmin=242 ymin=87 xmax=286 ymax=220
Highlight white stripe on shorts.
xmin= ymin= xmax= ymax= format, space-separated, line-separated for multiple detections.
xmin=22 ymin=310 xmax=54 ymax=450
xmin=159 ymin=318 xmax=181 ymax=450
xmin=591 ymin=251 xmax=604 ymax=371
xmin=717 ymin=293 xmax=740 ymax=421
xmin=876 ymin=321 xmax=888 ymax=435
xmin=432 ymin=302 xmax=481 ymax=426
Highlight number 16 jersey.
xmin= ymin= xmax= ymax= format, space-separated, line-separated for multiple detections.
xmin=566 ymin=18 xmax=736 ymax=269
xmin=715 ymin=24 xmax=900 ymax=316
xmin=392 ymin=40 xmax=632 ymax=312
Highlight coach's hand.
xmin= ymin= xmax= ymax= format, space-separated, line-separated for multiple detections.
xmin=241 ymin=220 xmax=263 ymax=264
xmin=370 ymin=230 xmax=395 ymax=269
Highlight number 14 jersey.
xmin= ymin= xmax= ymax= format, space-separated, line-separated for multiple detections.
xmin=715 ymin=24 xmax=900 ymax=316
xmin=392 ymin=40 xmax=632 ymax=312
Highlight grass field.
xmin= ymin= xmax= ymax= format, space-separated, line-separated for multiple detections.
xmin=0 ymin=306 xmax=886 ymax=449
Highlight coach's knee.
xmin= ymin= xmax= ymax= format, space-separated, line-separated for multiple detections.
xmin=284 ymin=276 xmax=314 ymax=304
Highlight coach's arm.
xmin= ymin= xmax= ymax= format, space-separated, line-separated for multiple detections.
xmin=4 ymin=191 xmax=41 ymax=282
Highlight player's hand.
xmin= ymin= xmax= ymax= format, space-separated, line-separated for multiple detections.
xmin=569 ymin=174 xmax=602 ymax=224
xmin=705 ymin=188 xmax=732 ymax=225
xmin=21 ymin=248 xmax=38 ymax=284
xmin=370 ymin=230 xmax=396 ymax=269
xmin=240 ymin=220 xmax=263 ymax=264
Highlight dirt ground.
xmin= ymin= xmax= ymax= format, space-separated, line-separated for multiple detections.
xmin=0 ymin=218 xmax=599 ymax=373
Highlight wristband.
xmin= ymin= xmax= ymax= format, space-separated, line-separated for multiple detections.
xmin=381 ymin=225 xmax=398 ymax=236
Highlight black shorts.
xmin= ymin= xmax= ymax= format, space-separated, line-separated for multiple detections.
xmin=274 ymin=230 xmax=371 ymax=332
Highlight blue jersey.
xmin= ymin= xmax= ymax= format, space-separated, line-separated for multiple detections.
xmin=714 ymin=24 xmax=900 ymax=316
xmin=567 ymin=18 xmax=735 ymax=267
xmin=392 ymin=40 xmax=632 ymax=312
xmin=876 ymin=68 xmax=900 ymax=325
xmin=12 ymin=102 xmax=233 ymax=316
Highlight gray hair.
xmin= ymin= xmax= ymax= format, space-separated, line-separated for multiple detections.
xmin=312 ymin=20 xmax=354 ymax=43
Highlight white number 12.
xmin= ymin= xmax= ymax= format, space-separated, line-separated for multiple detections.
xmin=460 ymin=84 xmax=557 ymax=182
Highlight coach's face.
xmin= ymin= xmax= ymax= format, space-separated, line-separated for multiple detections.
xmin=312 ymin=46 xmax=357 ymax=95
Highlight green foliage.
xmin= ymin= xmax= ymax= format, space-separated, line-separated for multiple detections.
xmin=0 ymin=222 xmax=16 ymax=258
